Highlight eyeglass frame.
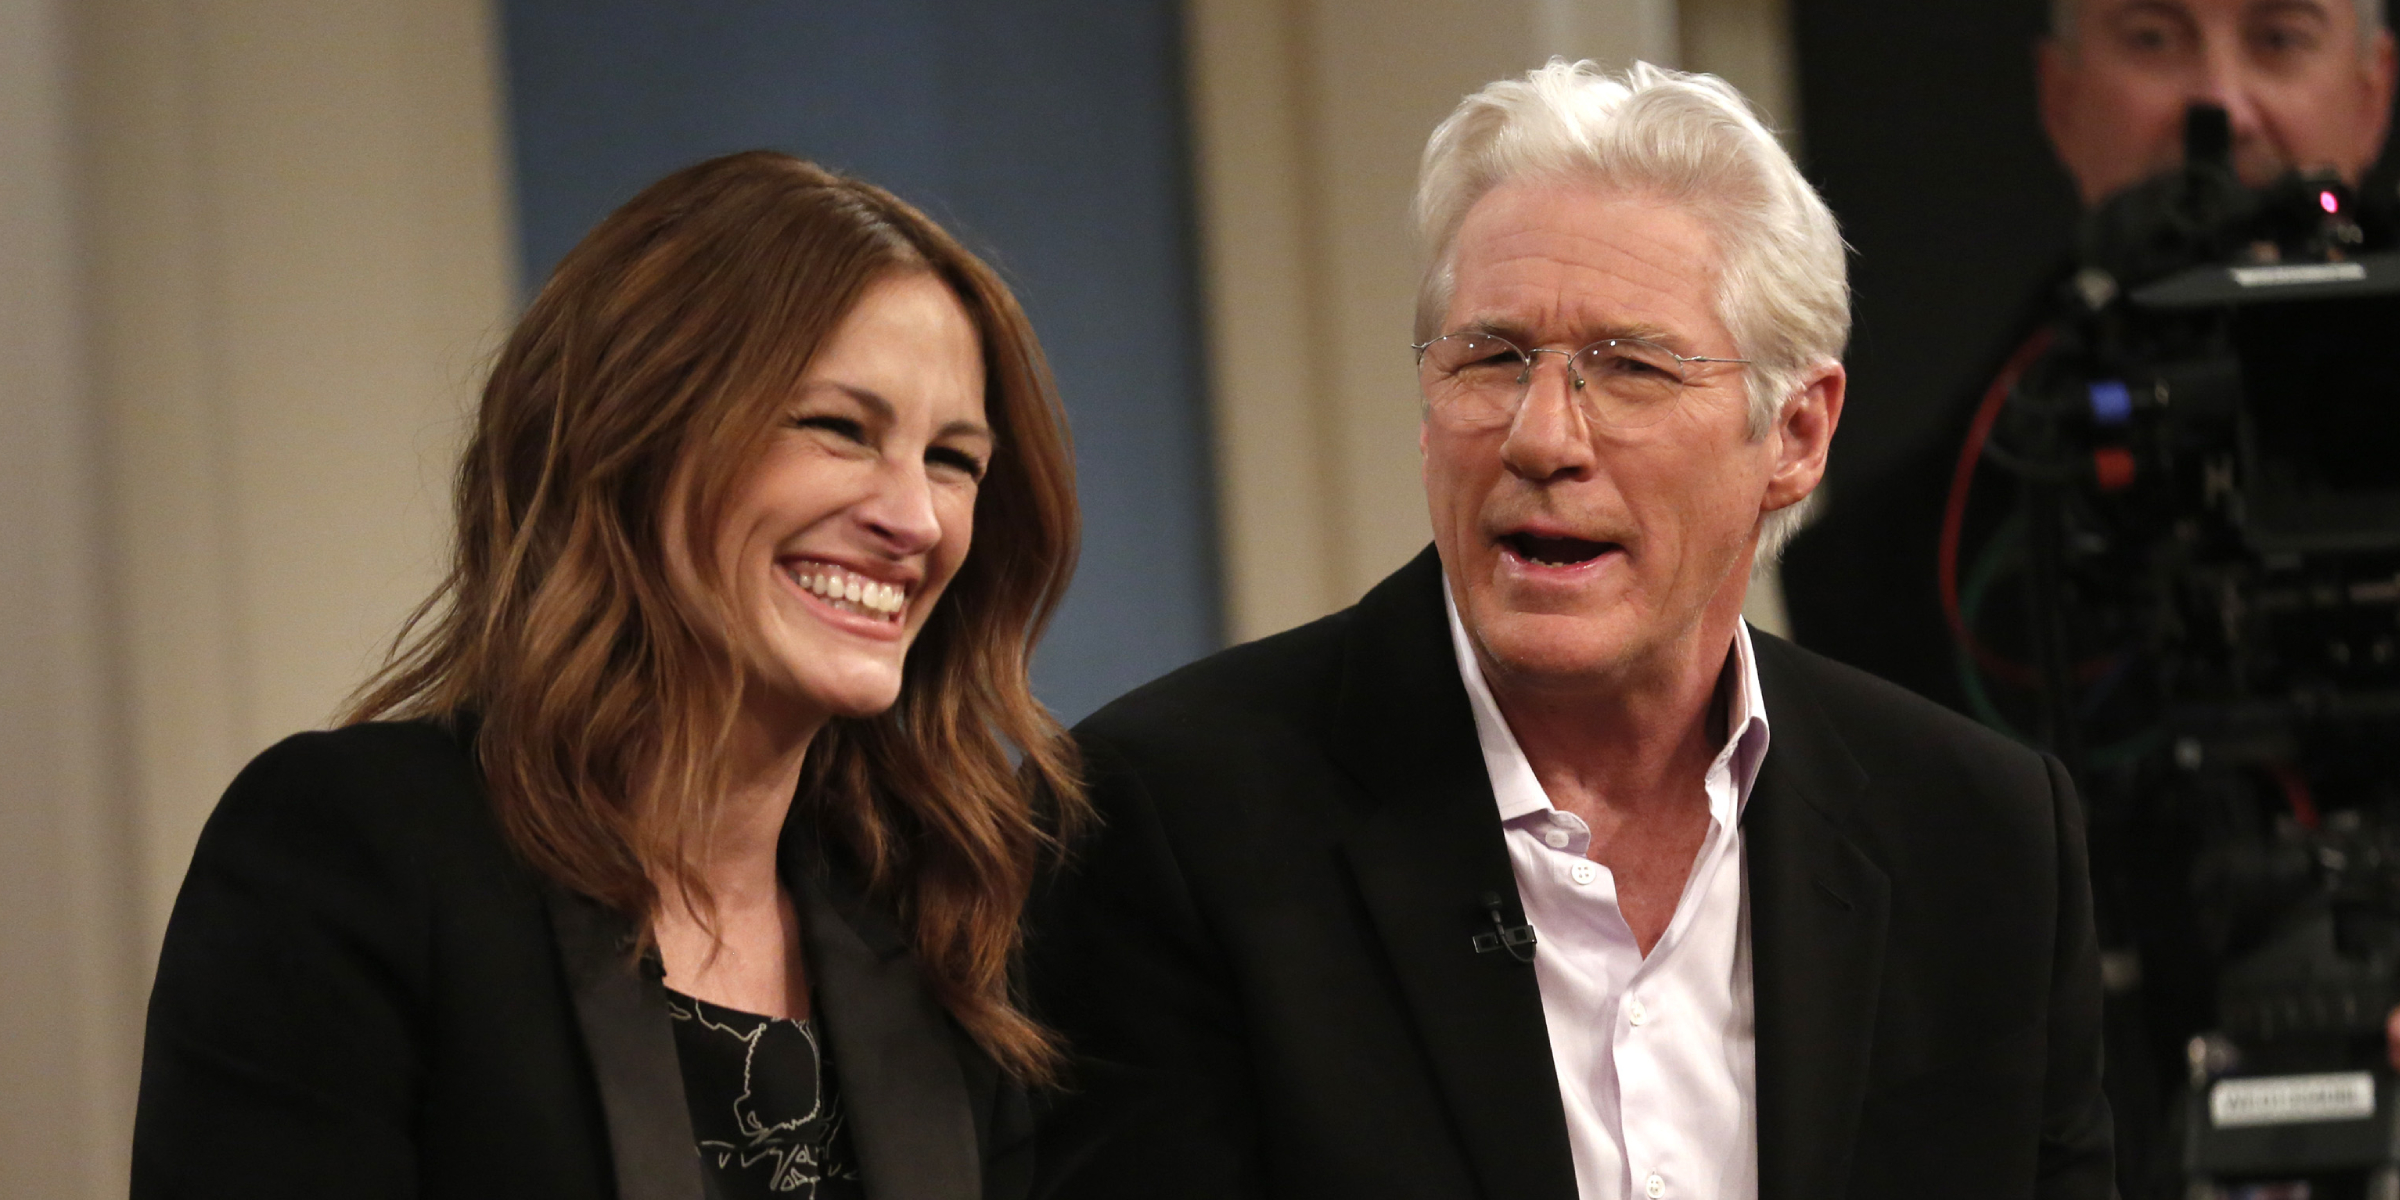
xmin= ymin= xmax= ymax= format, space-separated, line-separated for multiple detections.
xmin=1409 ymin=329 xmax=1752 ymax=427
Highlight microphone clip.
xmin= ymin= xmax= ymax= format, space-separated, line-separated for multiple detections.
xmin=1471 ymin=891 xmax=1538 ymax=962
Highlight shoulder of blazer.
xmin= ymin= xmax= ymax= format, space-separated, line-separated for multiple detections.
xmin=193 ymin=720 xmax=527 ymax=918
xmin=212 ymin=719 xmax=494 ymax=850
xmin=1077 ymin=599 xmax=1357 ymax=751
xmin=1073 ymin=545 xmax=1449 ymax=770
xmin=1748 ymin=628 xmax=2058 ymax=790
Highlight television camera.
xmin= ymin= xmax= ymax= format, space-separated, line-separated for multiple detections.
xmin=1965 ymin=105 xmax=2400 ymax=1200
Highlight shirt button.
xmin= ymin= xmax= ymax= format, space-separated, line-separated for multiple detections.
xmin=1627 ymin=999 xmax=1647 ymax=1026
xmin=1646 ymin=1173 xmax=1666 ymax=1198
xmin=1570 ymin=862 xmax=1598 ymax=885
xmin=1542 ymin=829 xmax=1570 ymax=849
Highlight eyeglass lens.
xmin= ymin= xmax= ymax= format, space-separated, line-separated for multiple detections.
xmin=1416 ymin=332 xmax=1706 ymax=428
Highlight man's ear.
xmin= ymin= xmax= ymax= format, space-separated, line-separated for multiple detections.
xmin=2036 ymin=37 xmax=2080 ymax=182
xmin=1762 ymin=362 xmax=1844 ymax=515
xmin=2354 ymin=28 xmax=2397 ymax=176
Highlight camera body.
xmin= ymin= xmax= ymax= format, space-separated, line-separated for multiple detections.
xmin=1981 ymin=107 xmax=2400 ymax=1197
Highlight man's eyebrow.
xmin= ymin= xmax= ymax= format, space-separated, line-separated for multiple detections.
xmin=2248 ymin=0 xmax=2333 ymax=22
xmin=1456 ymin=316 xmax=1683 ymax=347
xmin=2103 ymin=0 xmax=2196 ymax=22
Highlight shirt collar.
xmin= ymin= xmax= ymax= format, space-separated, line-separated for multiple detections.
xmin=1443 ymin=588 xmax=1773 ymax=826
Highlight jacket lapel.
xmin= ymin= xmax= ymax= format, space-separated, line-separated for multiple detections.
xmin=543 ymin=886 xmax=707 ymax=1200
xmin=1330 ymin=548 xmax=1581 ymax=1200
xmin=785 ymin=837 xmax=982 ymax=1200
xmin=1744 ymin=634 xmax=1890 ymax=1200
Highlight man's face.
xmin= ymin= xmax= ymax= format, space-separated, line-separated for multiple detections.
xmin=1421 ymin=183 xmax=1841 ymax=701
xmin=2040 ymin=0 xmax=2396 ymax=206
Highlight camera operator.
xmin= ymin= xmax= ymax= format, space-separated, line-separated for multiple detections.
xmin=1779 ymin=1 xmax=2394 ymax=1195
xmin=1785 ymin=0 xmax=2393 ymax=722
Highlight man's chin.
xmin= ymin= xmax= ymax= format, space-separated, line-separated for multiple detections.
xmin=1466 ymin=609 xmax=1639 ymax=689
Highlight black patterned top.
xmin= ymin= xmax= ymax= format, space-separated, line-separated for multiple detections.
xmin=662 ymin=986 xmax=866 ymax=1200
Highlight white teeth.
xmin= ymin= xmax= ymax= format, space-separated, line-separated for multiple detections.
xmin=791 ymin=563 xmax=906 ymax=620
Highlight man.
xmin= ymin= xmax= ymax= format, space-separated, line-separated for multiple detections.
xmin=1029 ymin=62 xmax=2113 ymax=1200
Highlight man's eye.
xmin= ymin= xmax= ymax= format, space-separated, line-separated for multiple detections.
xmin=1602 ymin=354 xmax=1674 ymax=377
xmin=2251 ymin=22 xmax=2321 ymax=57
xmin=2112 ymin=17 xmax=2186 ymax=55
xmin=1452 ymin=348 xmax=1526 ymax=374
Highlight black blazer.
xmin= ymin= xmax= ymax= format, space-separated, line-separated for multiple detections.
xmin=1026 ymin=547 xmax=2113 ymax=1200
xmin=132 ymin=720 xmax=1030 ymax=1200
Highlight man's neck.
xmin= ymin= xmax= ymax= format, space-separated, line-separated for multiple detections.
xmin=1485 ymin=625 xmax=1735 ymax=829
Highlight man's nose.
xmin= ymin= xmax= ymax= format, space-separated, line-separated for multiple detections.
xmin=2193 ymin=38 xmax=2274 ymax=171
xmin=1498 ymin=355 xmax=1599 ymax=481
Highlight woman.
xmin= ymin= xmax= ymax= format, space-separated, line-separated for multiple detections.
xmin=131 ymin=152 xmax=1084 ymax=1200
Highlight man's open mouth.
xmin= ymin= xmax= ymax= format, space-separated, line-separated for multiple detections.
xmin=1501 ymin=532 xmax=1618 ymax=567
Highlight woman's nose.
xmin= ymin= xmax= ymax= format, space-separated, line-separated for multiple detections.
xmin=855 ymin=458 xmax=943 ymax=553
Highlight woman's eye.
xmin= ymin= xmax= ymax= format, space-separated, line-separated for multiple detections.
xmin=929 ymin=446 xmax=987 ymax=481
xmin=793 ymin=414 xmax=868 ymax=443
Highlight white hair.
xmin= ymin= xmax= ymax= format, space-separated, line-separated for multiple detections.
xmin=1413 ymin=59 xmax=1851 ymax=564
xmin=2050 ymin=0 xmax=2387 ymax=57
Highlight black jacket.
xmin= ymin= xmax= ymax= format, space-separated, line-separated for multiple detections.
xmin=1026 ymin=547 xmax=2113 ymax=1200
xmin=132 ymin=720 xmax=1029 ymax=1200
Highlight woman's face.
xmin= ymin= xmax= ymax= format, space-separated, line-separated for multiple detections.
xmin=712 ymin=270 xmax=991 ymax=734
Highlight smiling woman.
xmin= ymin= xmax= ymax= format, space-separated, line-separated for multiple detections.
xmin=131 ymin=153 xmax=1085 ymax=1200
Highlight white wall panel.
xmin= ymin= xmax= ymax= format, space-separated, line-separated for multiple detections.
xmin=0 ymin=0 xmax=515 ymax=1186
xmin=0 ymin=1 xmax=142 ymax=1192
xmin=76 ymin=0 xmax=516 ymax=949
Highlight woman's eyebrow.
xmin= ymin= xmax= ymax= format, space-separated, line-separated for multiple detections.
xmin=814 ymin=382 xmax=894 ymax=420
xmin=810 ymin=383 xmax=992 ymax=444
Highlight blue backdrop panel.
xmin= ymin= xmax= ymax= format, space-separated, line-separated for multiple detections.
xmin=500 ymin=0 xmax=1221 ymax=722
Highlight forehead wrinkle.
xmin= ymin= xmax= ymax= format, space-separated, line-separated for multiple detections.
xmin=1454 ymin=237 xmax=1724 ymax=352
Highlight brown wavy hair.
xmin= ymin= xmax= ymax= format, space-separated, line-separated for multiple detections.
xmin=345 ymin=151 xmax=1085 ymax=1081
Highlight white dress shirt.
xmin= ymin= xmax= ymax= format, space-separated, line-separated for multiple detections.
xmin=1445 ymin=596 xmax=1771 ymax=1200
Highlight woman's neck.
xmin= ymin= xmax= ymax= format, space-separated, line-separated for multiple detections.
xmin=704 ymin=705 xmax=817 ymax=901
xmin=650 ymin=698 xmax=822 ymax=1017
